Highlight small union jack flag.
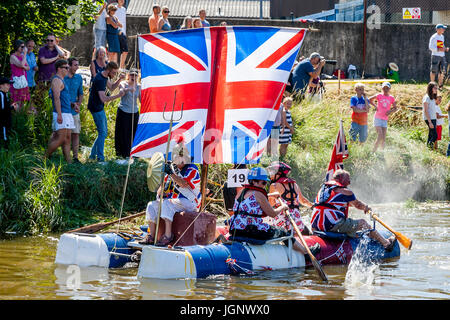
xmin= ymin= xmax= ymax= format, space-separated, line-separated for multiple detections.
xmin=131 ymin=26 xmax=307 ymax=164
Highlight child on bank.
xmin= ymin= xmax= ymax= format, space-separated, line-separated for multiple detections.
xmin=349 ymin=83 xmax=370 ymax=143
xmin=435 ymin=95 xmax=448 ymax=150
xmin=0 ymin=76 xmax=18 ymax=149
xmin=369 ymin=82 xmax=398 ymax=152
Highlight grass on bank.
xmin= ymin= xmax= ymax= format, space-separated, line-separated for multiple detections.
xmin=0 ymin=82 xmax=449 ymax=236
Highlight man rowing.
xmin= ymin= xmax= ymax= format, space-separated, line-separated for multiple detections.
xmin=139 ymin=140 xmax=201 ymax=246
xmin=311 ymin=169 xmax=396 ymax=251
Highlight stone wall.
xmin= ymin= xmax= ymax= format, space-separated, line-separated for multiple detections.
xmin=59 ymin=16 xmax=447 ymax=81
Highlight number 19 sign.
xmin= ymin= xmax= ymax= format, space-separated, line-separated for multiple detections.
xmin=227 ymin=169 xmax=249 ymax=188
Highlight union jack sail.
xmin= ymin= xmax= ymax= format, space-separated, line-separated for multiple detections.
xmin=131 ymin=26 xmax=307 ymax=164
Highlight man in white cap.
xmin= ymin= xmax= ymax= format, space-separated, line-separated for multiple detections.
xmin=291 ymin=52 xmax=326 ymax=97
xmin=429 ymin=24 xmax=449 ymax=89
xmin=139 ymin=139 xmax=202 ymax=246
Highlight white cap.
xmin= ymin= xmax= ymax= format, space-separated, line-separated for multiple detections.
xmin=381 ymin=82 xmax=391 ymax=88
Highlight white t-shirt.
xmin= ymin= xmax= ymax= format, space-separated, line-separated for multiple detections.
xmin=436 ymin=106 xmax=444 ymax=126
xmin=116 ymin=6 xmax=127 ymax=35
xmin=94 ymin=5 xmax=107 ymax=30
xmin=429 ymin=33 xmax=445 ymax=57
xmin=422 ymin=95 xmax=437 ymax=121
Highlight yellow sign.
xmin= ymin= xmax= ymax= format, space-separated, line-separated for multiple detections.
xmin=403 ymin=7 xmax=421 ymax=20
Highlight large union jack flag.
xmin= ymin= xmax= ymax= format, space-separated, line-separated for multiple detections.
xmin=324 ymin=121 xmax=349 ymax=182
xmin=131 ymin=26 xmax=306 ymax=164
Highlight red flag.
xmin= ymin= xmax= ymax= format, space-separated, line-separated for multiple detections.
xmin=325 ymin=121 xmax=348 ymax=181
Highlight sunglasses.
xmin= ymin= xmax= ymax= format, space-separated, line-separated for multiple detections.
xmin=46 ymin=39 xmax=54 ymax=42
xmin=163 ymin=10 xmax=169 ymax=13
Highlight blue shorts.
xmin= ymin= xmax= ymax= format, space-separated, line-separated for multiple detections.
xmin=349 ymin=122 xmax=368 ymax=142
xmin=93 ymin=28 xmax=106 ymax=49
xmin=374 ymin=117 xmax=388 ymax=128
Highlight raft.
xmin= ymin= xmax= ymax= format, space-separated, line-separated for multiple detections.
xmin=134 ymin=229 xmax=400 ymax=279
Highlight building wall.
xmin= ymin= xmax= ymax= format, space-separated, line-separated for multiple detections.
xmin=59 ymin=16 xmax=447 ymax=82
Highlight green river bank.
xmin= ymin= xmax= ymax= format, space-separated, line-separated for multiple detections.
xmin=0 ymin=83 xmax=449 ymax=236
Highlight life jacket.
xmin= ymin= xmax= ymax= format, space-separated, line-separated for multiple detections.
xmin=229 ymin=184 xmax=271 ymax=232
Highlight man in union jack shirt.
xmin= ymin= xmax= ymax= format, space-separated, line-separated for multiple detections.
xmin=311 ymin=169 xmax=396 ymax=251
xmin=139 ymin=141 xmax=201 ymax=246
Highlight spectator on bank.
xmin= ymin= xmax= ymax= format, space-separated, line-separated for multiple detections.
xmin=349 ymin=83 xmax=370 ymax=144
xmin=429 ymin=24 xmax=449 ymax=89
xmin=148 ymin=4 xmax=161 ymax=33
xmin=434 ymin=95 xmax=448 ymax=150
xmin=266 ymin=102 xmax=283 ymax=157
xmin=422 ymin=82 xmax=439 ymax=149
xmin=291 ymin=52 xmax=325 ymax=99
xmin=9 ymin=40 xmax=30 ymax=111
xmin=199 ymin=9 xmax=210 ymax=27
xmin=44 ymin=59 xmax=75 ymax=163
xmin=193 ymin=18 xmax=203 ymax=29
xmin=92 ymin=1 xmax=107 ymax=60
xmin=64 ymin=57 xmax=84 ymax=163
xmin=446 ymin=102 xmax=450 ymax=157
xmin=87 ymin=61 xmax=125 ymax=163
xmin=116 ymin=0 xmax=128 ymax=70
xmin=0 ymin=77 xmax=17 ymax=150
xmin=115 ymin=69 xmax=141 ymax=159
xmin=90 ymin=46 xmax=108 ymax=80
xmin=159 ymin=6 xmax=171 ymax=32
xmin=279 ymin=97 xmax=294 ymax=158
xmin=25 ymin=40 xmax=38 ymax=94
xmin=180 ymin=16 xmax=193 ymax=30
xmin=220 ymin=21 xmax=227 ymax=26
xmin=106 ymin=4 xmax=122 ymax=64
xmin=369 ymin=82 xmax=397 ymax=152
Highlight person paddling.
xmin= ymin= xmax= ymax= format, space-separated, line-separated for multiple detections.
xmin=266 ymin=161 xmax=313 ymax=235
xmin=228 ymin=167 xmax=318 ymax=257
xmin=311 ymin=169 xmax=396 ymax=251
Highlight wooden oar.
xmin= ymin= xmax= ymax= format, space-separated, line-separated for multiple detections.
xmin=67 ymin=210 xmax=146 ymax=234
xmin=369 ymin=210 xmax=413 ymax=250
xmin=285 ymin=210 xmax=328 ymax=282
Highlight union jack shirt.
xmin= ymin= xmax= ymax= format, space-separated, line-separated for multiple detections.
xmin=310 ymin=182 xmax=356 ymax=232
xmin=163 ymin=163 xmax=201 ymax=208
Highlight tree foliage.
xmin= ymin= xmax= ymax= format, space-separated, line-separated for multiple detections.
xmin=0 ymin=0 xmax=101 ymax=74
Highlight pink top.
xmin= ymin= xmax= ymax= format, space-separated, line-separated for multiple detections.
xmin=374 ymin=94 xmax=395 ymax=120
xmin=10 ymin=54 xmax=27 ymax=78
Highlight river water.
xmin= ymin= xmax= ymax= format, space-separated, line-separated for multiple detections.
xmin=0 ymin=202 xmax=448 ymax=300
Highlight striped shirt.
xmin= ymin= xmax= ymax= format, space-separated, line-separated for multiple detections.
xmin=311 ymin=182 xmax=356 ymax=232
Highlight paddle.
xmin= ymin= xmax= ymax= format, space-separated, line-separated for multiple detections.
xmin=368 ymin=210 xmax=413 ymax=250
xmin=67 ymin=210 xmax=146 ymax=234
xmin=284 ymin=209 xmax=328 ymax=282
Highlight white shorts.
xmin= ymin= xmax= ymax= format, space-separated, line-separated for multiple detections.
xmin=145 ymin=197 xmax=196 ymax=223
xmin=71 ymin=113 xmax=81 ymax=134
xmin=52 ymin=112 xmax=75 ymax=131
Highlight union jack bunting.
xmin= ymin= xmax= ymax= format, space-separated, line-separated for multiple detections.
xmin=324 ymin=120 xmax=349 ymax=181
xmin=131 ymin=26 xmax=307 ymax=164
